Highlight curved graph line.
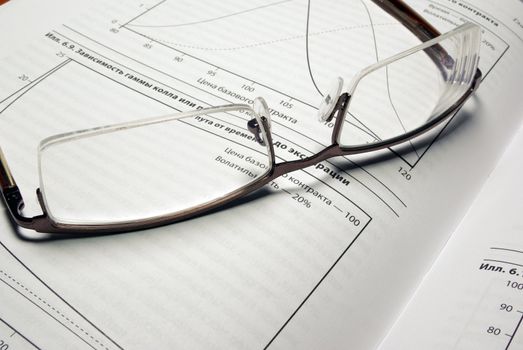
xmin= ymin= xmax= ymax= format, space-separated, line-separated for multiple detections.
xmin=385 ymin=66 xmax=420 ymax=157
xmin=305 ymin=0 xmax=323 ymax=97
xmin=347 ymin=120 xmax=381 ymax=142
xmin=358 ymin=0 xmax=419 ymax=157
xmin=141 ymin=25 xmax=380 ymax=52
xmin=130 ymin=0 xmax=404 ymax=150
xmin=359 ymin=0 xmax=380 ymax=61
xmin=349 ymin=112 xmax=382 ymax=141
xmin=305 ymin=0 xmax=388 ymax=142
xmin=304 ymin=1 xmax=395 ymax=97
xmin=128 ymin=0 xmax=292 ymax=28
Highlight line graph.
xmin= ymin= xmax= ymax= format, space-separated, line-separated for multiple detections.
xmin=124 ymin=0 xmax=389 ymax=96
xmin=115 ymin=0 xmax=509 ymax=168
xmin=127 ymin=0 xmax=293 ymax=29
xmin=116 ymin=0 xmax=428 ymax=167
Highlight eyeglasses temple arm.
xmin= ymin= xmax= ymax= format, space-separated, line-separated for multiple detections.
xmin=0 ymin=147 xmax=47 ymax=230
xmin=370 ymin=0 xmax=471 ymax=75
xmin=371 ymin=0 xmax=441 ymax=41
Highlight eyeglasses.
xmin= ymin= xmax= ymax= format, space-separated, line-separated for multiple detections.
xmin=0 ymin=0 xmax=482 ymax=234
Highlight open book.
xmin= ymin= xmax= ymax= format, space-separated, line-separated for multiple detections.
xmin=0 ymin=0 xmax=522 ymax=348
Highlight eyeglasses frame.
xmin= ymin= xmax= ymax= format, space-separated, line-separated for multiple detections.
xmin=0 ymin=0 xmax=483 ymax=234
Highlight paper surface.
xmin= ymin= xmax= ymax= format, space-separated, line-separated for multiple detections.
xmin=380 ymin=124 xmax=523 ymax=350
xmin=0 ymin=0 xmax=522 ymax=349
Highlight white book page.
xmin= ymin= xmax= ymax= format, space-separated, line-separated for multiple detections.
xmin=0 ymin=0 xmax=105 ymax=57
xmin=0 ymin=0 xmax=522 ymax=349
xmin=379 ymin=124 xmax=523 ymax=350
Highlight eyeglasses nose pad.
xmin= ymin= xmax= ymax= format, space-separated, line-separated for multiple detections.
xmin=247 ymin=118 xmax=264 ymax=145
xmin=317 ymin=77 xmax=344 ymax=122
xmin=248 ymin=97 xmax=271 ymax=146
